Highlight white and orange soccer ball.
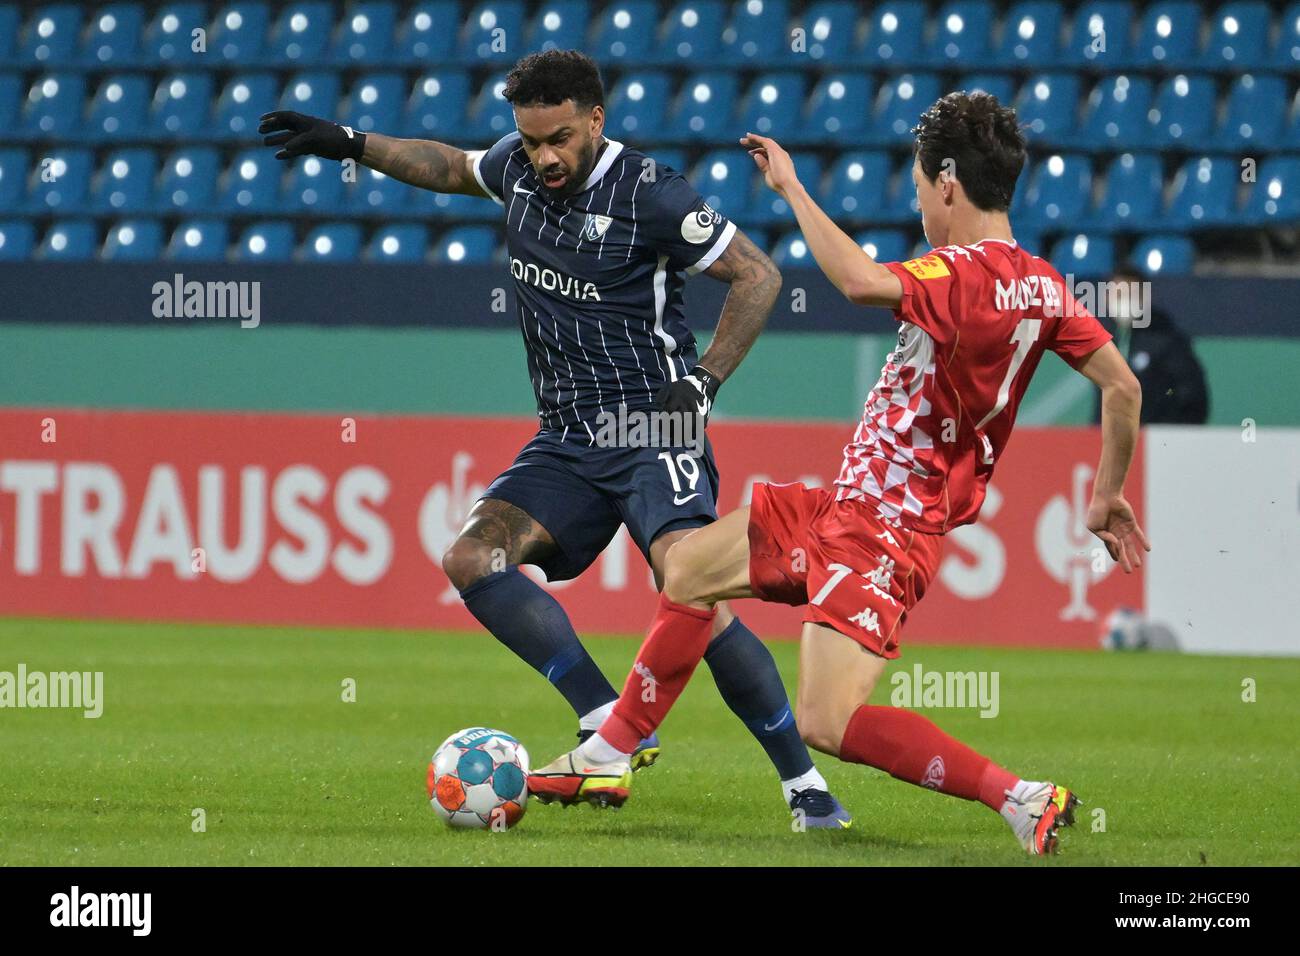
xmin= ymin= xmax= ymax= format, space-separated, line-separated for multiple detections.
xmin=427 ymin=727 xmax=530 ymax=829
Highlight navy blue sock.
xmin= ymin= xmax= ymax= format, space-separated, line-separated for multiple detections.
xmin=703 ymin=617 xmax=814 ymax=781
xmin=459 ymin=567 xmax=617 ymax=719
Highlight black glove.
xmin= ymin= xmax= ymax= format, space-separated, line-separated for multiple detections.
xmin=259 ymin=110 xmax=367 ymax=162
xmin=655 ymin=365 xmax=721 ymax=426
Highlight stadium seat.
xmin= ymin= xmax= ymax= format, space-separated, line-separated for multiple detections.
xmin=158 ymin=147 xmax=220 ymax=213
xmin=527 ymin=1 xmax=590 ymax=53
xmin=734 ymin=73 xmax=807 ymax=139
xmin=1130 ymin=235 xmax=1195 ymax=275
xmin=167 ymin=219 xmax=230 ymax=259
xmin=650 ymin=149 xmax=688 ymax=175
xmin=1013 ymin=154 xmax=1092 ymax=229
xmin=302 ymin=223 xmax=362 ymax=261
xmin=822 ymin=151 xmax=893 ymax=222
xmin=0 ymin=6 xmax=21 ymax=64
xmin=992 ymin=1 xmax=1063 ymax=67
xmin=1049 ymin=233 xmax=1115 ymax=279
xmin=367 ymin=224 xmax=429 ymax=262
xmin=331 ymin=1 xmax=397 ymax=63
xmin=880 ymin=155 xmax=920 ymax=223
xmin=652 ymin=1 xmax=726 ymax=65
xmin=27 ymin=148 xmax=92 ymax=213
xmin=102 ymin=220 xmax=164 ymax=260
xmin=1086 ymin=152 xmax=1163 ymax=231
xmin=395 ymin=2 xmax=460 ymax=64
xmin=1064 ymin=1 xmax=1132 ymax=65
xmin=792 ymin=1 xmax=857 ymax=65
xmin=85 ymin=74 xmax=150 ymax=141
xmin=690 ymin=150 xmax=753 ymax=220
xmin=341 ymin=73 xmax=404 ymax=133
xmin=607 ymin=73 xmax=671 ymax=139
xmin=1284 ymin=89 xmax=1300 ymax=151
xmin=1015 ymin=74 xmax=1081 ymax=147
xmin=20 ymin=4 xmax=82 ymax=64
xmin=217 ymin=148 xmax=282 ymax=212
xmin=0 ymin=149 xmax=28 ymax=211
xmin=458 ymin=1 xmax=526 ymax=64
xmin=91 ymin=148 xmax=159 ymax=212
xmin=1164 ymin=157 xmax=1237 ymax=228
xmin=0 ymin=221 xmax=36 ymax=259
xmin=21 ymin=73 xmax=85 ymax=138
xmin=151 ymin=73 xmax=215 ymax=137
xmin=861 ymin=1 xmax=926 ymax=66
xmin=38 ymin=220 xmax=97 ymax=259
xmin=956 ymin=73 xmax=1015 ymax=104
xmin=1075 ymin=75 xmax=1153 ymax=150
xmin=278 ymin=72 xmax=341 ymax=120
xmin=404 ymin=72 xmax=472 ymax=138
xmin=430 ymin=189 xmax=493 ymax=221
xmin=235 ymin=221 xmax=296 ymax=260
xmin=352 ymin=165 xmax=432 ymax=215
xmin=267 ymin=2 xmax=334 ymax=64
xmin=770 ymin=229 xmax=814 ymax=266
xmin=1127 ymin=1 xmax=1201 ymax=68
xmin=284 ymin=154 xmax=345 ymax=212
xmin=752 ymin=153 xmax=822 ymax=225
xmin=467 ymin=78 xmax=515 ymax=139
xmin=1146 ymin=74 xmax=1215 ymax=147
xmin=1216 ymin=74 xmax=1287 ymax=149
xmin=214 ymin=73 xmax=277 ymax=139
xmin=853 ymin=229 xmax=910 ymax=263
xmin=0 ymin=74 xmax=20 ymax=131
xmin=1274 ymin=3 xmax=1300 ymax=69
xmin=1200 ymin=1 xmax=1270 ymax=70
xmin=1241 ymin=157 xmax=1300 ymax=226
xmin=210 ymin=2 xmax=271 ymax=63
xmin=925 ymin=0 xmax=994 ymax=67
xmin=872 ymin=73 xmax=941 ymax=144
xmin=143 ymin=3 xmax=208 ymax=65
xmin=432 ymin=225 xmax=497 ymax=263
xmin=802 ymin=74 xmax=877 ymax=145
xmin=589 ymin=0 xmax=657 ymax=63
xmin=720 ymin=0 xmax=790 ymax=65
xmin=667 ymin=72 xmax=740 ymax=140
xmin=82 ymin=3 xmax=146 ymax=65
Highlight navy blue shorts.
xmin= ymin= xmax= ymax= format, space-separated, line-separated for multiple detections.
xmin=481 ymin=427 xmax=722 ymax=582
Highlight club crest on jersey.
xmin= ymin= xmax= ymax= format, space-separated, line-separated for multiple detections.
xmin=581 ymin=213 xmax=614 ymax=241
xmin=901 ymin=255 xmax=951 ymax=280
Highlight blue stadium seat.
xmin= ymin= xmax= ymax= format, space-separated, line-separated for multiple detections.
xmin=792 ymin=2 xmax=858 ymax=65
xmin=21 ymin=73 xmax=85 ymax=138
xmin=1164 ymin=157 xmax=1237 ymax=228
xmin=214 ymin=73 xmax=277 ymax=139
xmin=823 ymin=151 xmax=892 ymax=222
xmin=802 ymin=74 xmax=877 ymax=144
xmin=607 ymin=73 xmax=671 ymax=139
xmin=27 ymin=148 xmax=93 ymax=213
xmin=925 ymin=1 xmax=994 ymax=67
xmin=957 ymin=73 xmax=1015 ymax=104
xmin=690 ymin=150 xmax=753 ymax=220
xmin=278 ymin=72 xmax=341 ymax=120
xmin=992 ymin=2 xmax=1063 ymax=67
xmin=1147 ymin=74 xmax=1215 ymax=147
xmin=590 ymin=0 xmax=657 ymax=64
xmin=38 ymin=220 xmax=97 ymax=259
xmin=721 ymin=0 xmax=790 ymax=66
xmin=467 ymin=78 xmax=515 ymax=139
xmin=341 ymin=73 xmax=404 ymax=133
xmin=151 ymin=73 xmax=215 ymax=137
xmin=527 ymin=1 xmax=590 ymax=53
xmin=1242 ymin=157 xmax=1300 ymax=226
xmin=395 ymin=2 xmax=459 ymax=63
xmin=770 ymin=229 xmax=814 ymax=266
xmin=82 ymin=3 xmax=146 ymax=65
xmin=86 ymin=74 xmax=150 ymax=141
xmin=0 ymin=149 xmax=28 ymax=211
xmin=0 ymin=221 xmax=36 ymax=259
xmin=430 ymin=189 xmax=493 ymax=221
xmin=235 ymin=221 xmax=295 ymax=260
xmin=92 ymin=148 xmax=159 ymax=212
xmin=1216 ymin=74 xmax=1287 ymax=149
xmin=331 ymin=1 xmax=397 ymax=63
xmin=872 ymin=73 xmax=941 ymax=144
xmin=168 ymin=219 xmax=229 ymax=259
xmin=1130 ymin=235 xmax=1195 ymax=275
xmin=458 ymin=1 xmax=526 ymax=64
xmin=881 ymin=155 xmax=921 ymax=223
xmin=1075 ymin=75 xmax=1153 ymax=150
xmin=1086 ymin=152 xmax=1163 ymax=231
xmin=352 ymin=165 xmax=433 ymax=215
xmin=667 ymin=72 xmax=740 ymax=140
xmin=1274 ymin=3 xmax=1300 ymax=69
xmin=652 ymin=1 xmax=726 ymax=65
xmin=1064 ymin=1 xmax=1132 ymax=65
xmin=854 ymin=229 xmax=910 ymax=263
xmin=0 ymin=74 xmax=19 ymax=131
xmin=1200 ymin=2 xmax=1270 ymax=70
xmin=20 ymin=4 xmax=82 ymax=64
xmin=1015 ymin=74 xmax=1081 ymax=146
xmin=433 ymin=226 xmax=497 ymax=263
xmin=752 ymin=153 xmax=822 ymax=225
xmin=1013 ymin=154 xmax=1092 ymax=229
xmin=102 ymin=220 xmax=164 ymax=260
xmin=1049 ymin=233 xmax=1115 ymax=279
xmin=158 ymin=147 xmax=220 ymax=213
xmin=143 ymin=3 xmax=208 ymax=65
xmin=1128 ymin=1 xmax=1200 ymax=68
xmin=1285 ymin=89 xmax=1300 ymax=150
xmin=267 ymin=2 xmax=333 ymax=64
xmin=404 ymin=72 xmax=471 ymax=138
xmin=367 ymin=224 xmax=429 ymax=262
xmin=211 ymin=3 xmax=271 ymax=63
xmin=217 ymin=149 xmax=282 ymax=212
xmin=649 ymin=149 xmax=688 ymax=175
xmin=0 ymin=7 xmax=21 ymax=64
xmin=284 ymin=154 xmax=345 ymax=212
xmin=734 ymin=73 xmax=806 ymax=139
xmin=302 ymin=223 xmax=362 ymax=261
xmin=861 ymin=2 xmax=926 ymax=66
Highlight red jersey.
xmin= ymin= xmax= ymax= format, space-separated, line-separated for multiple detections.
xmin=834 ymin=239 xmax=1111 ymax=534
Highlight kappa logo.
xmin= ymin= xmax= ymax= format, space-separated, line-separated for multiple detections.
xmin=921 ymin=755 xmax=946 ymax=790
xmin=582 ymin=212 xmax=614 ymax=241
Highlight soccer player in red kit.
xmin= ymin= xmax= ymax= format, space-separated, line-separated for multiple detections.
xmin=529 ymin=92 xmax=1151 ymax=854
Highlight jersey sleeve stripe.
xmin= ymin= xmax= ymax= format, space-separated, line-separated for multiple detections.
xmin=686 ymin=219 xmax=737 ymax=275
xmin=468 ymin=149 xmax=505 ymax=206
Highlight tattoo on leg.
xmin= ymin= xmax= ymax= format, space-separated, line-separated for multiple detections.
xmin=457 ymin=500 xmax=555 ymax=567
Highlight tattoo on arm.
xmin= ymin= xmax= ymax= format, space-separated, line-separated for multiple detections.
xmin=698 ymin=228 xmax=782 ymax=380
xmin=361 ymin=133 xmax=488 ymax=197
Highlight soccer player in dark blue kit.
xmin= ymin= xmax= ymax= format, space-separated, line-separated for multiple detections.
xmin=260 ymin=50 xmax=848 ymax=826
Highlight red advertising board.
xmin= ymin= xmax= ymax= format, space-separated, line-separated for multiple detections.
xmin=0 ymin=409 xmax=1142 ymax=648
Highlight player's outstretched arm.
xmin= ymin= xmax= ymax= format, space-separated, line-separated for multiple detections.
xmin=741 ymin=133 xmax=902 ymax=310
xmin=695 ymin=227 xmax=782 ymax=381
xmin=1076 ymin=342 xmax=1151 ymax=573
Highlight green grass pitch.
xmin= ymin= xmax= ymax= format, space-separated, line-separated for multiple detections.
xmin=1 ymin=617 xmax=1296 ymax=866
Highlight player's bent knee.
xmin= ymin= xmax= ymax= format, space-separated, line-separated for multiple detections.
xmin=661 ymin=539 xmax=711 ymax=607
xmin=440 ymin=537 xmax=498 ymax=593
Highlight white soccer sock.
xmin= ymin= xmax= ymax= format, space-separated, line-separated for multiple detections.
xmin=577 ymin=731 xmax=629 ymax=764
xmin=578 ymin=701 xmax=615 ymax=732
xmin=781 ymin=766 xmax=829 ymax=805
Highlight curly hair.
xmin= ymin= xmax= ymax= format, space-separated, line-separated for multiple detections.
xmin=502 ymin=49 xmax=604 ymax=111
xmin=912 ymin=91 xmax=1027 ymax=212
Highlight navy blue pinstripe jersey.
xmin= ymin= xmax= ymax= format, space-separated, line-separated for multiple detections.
xmin=469 ymin=132 xmax=736 ymax=434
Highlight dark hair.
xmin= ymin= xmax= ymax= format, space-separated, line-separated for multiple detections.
xmin=502 ymin=49 xmax=604 ymax=111
xmin=912 ymin=92 xmax=1027 ymax=211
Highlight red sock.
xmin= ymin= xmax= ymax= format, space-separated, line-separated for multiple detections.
xmin=599 ymin=595 xmax=716 ymax=753
xmin=840 ymin=705 xmax=1020 ymax=811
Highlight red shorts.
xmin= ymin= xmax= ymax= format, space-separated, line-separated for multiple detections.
xmin=747 ymin=482 xmax=944 ymax=658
